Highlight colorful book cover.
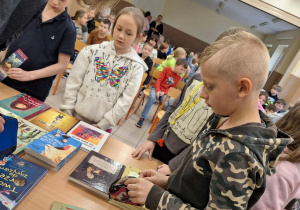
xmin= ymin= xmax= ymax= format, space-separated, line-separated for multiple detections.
xmin=0 ymin=49 xmax=28 ymax=81
xmin=0 ymin=154 xmax=47 ymax=210
xmin=25 ymin=129 xmax=82 ymax=169
xmin=0 ymin=93 xmax=50 ymax=120
xmin=0 ymin=107 xmax=47 ymax=155
xmin=68 ymin=151 xmax=125 ymax=200
xmin=51 ymin=201 xmax=87 ymax=210
xmin=67 ymin=121 xmax=109 ymax=152
xmin=30 ymin=109 xmax=80 ymax=133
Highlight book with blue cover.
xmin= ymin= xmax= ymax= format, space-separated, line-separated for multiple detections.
xmin=24 ymin=129 xmax=82 ymax=172
xmin=0 ymin=154 xmax=47 ymax=210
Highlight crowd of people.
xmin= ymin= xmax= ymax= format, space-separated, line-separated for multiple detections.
xmin=0 ymin=0 xmax=299 ymax=209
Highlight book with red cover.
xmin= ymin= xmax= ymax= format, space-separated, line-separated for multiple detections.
xmin=0 ymin=93 xmax=51 ymax=120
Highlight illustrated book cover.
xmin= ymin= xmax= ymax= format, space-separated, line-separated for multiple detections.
xmin=0 ymin=49 xmax=28 ymax=81
xmin=0 ymin=154 xmax=47 ymax=210
xmin=51 ymin=201 xmax=87 ymax=210
xmin=67 ymin=121 xmax=109 ymax=152
xmin=0 ymin=93 xmax=50 ymax=120
xmin=24 ymin=129 xmax=82 ymax=172
xmin=0 ymin=107 xmax=48 ymax=156
xmin=68 ymin=151 xmax=126 ymax=200
xmin=30 ymin=108 xmax=80 ymax=133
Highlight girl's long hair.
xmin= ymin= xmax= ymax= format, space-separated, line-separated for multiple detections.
xmin=276 ymin=102 xmax=300 ymax=163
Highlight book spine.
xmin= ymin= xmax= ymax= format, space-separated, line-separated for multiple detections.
xmin=23 ymin=106 xmax=51 ymax=120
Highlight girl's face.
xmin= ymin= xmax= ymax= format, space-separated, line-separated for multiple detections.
xmin=149 ymin=39 xmax=156 ymax=47
xmin=78 ymin=13 xmax=88 ymax=26
xmin=259 ymin=95 xmax=267 ymax=105
xmin=141 ymin=35 xmax=147 ymax=43
xmin=113 ymin=14 xmax=139 ymax=54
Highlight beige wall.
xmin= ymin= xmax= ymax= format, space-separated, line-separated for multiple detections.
xmin=125 ymin=0 xmax=166 ymax=18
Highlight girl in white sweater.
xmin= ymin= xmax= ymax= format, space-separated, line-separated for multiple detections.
xmin=60 ymin=7 xmax=147 ymax=133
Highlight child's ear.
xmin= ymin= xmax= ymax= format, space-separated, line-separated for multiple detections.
xmin=237 ymin=78 xmax=252 ymax=98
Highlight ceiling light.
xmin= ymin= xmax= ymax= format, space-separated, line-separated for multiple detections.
xmin=260 ymin=22 xmax=269 ymax=27
xmin=272 ymin=18 xmax=282 ymax=23
xmin=216 ymin=8 xmax=220 ymax=14
xmin=250 ymin=25 xmax=257 ymax=29
xmin=219 ymin=2 xmax=225 ymax=9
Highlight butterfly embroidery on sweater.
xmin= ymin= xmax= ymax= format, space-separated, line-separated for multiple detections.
xmin=95 ymin=57 xmax=128 ymax=87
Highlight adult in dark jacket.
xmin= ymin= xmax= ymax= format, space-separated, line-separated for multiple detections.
xmin=147 ymin=15 xmax=163 ymax=38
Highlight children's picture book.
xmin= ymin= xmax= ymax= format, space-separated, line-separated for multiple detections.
xmin=0 ymin=107 xmax=47 ymax=155
xmin=25 ymin=129 xmax=82 ymax=172
xmin=30 ymin=108 xmax=80 ymax=133
xmin=51 ymin=201 xmax=87 ymax=210
xmin=0 ymin=49 xmax=28 ymax=81
xmin=67 ymin=121 xmax=109 ymax=152
xmin=0 ymin=93 xmax=50 ymax=120
xmin=0 ymin=154 xmax=47 ymax=210
xmin=68 ymin=151 xmax=126 ymax=200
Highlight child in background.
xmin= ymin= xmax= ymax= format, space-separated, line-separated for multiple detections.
xmin=275 ymin=98 xmax=287 ymax=114
xmin=132 ymin=31 xmax=148 ymax=53
xmin=126 ymin=30 xmax=292 ymax=209
xmin=157 ymin=42 xmax=168 ymax=60
xmin=183 ymin=57 xmax=198 ymax=82
xmin=156 ymin=47 xmax=186 ymax=71
xmin=252 ymin=102 xmax=300 ymax=210
xmin=268 ymin=84 xmax=282 ymax=104
xmin=107 ymin=13 xmax=116 ymax=35
xmin=86 ymin=7 xmax=96 ymax=34
xmin=1 ymin=0 xmax=76 ymax=102
xmin=165 ymin=39 xmax=172 ymax=56
xmin=86 ymin=19 xmax=111 ymax=45
xmin=60 ymin=7 xmax=147 ymax=133
xmin=73 ymin=10 xmax=88 ymax=43
xmin=138 ymin=43 xmax=153 ymax=85
xmin=259 ymin=90 xmax=268 ymax=106
xmin=136 ymin=59 xmax=187 ymax=128
xmin=265 ymin=104 xmax=283 ymax=123
xmin=265 ymin=104 xmax=277 ymax=114
xmin=148 ymin=34 xmax=159 ymax=62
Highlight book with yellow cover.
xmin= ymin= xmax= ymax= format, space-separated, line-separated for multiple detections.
xmin=30 ymin=108 xmax=79 ymax=133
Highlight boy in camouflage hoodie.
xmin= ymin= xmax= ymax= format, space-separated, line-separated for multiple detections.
xmin=125 ymin=30 xmax=293 ymax=209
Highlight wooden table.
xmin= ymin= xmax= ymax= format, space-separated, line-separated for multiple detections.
xmin=0 ymin=83 xmax=162 ymax=210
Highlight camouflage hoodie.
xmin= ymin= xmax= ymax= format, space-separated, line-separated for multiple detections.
xmin=145 ymin=111 xmax=292 ymax=210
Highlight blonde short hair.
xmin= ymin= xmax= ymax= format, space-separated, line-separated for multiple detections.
xmin=200 ymin=31 xmax=269 ymax=91
xmin=174 ymin=47 xmax=186 ymax=59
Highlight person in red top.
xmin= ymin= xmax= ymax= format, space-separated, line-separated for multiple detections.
xmin=136 ymin=59 xmax=187 ymax=128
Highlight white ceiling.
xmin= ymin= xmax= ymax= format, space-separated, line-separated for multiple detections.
xmin=192 ymin=0 xmax=298 ymax=34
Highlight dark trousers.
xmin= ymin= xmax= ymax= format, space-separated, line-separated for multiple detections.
xmin=152 ymin=141 xmax=175 ymax=164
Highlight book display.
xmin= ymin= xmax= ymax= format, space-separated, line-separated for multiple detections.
xmin=30 ymin=108 xmax=79 ymax=133
xmin=0 ymin=154 xmax=47 ymax=210
xmin=0 ymin=49 xmax=28 ymax=81
xmin=67 ymin=121 xmax=110 ymax=152
xmin=25 ymin=129 xmax=82 ymax=172
xmin=0 ymin=93 xmax=50 ymax=120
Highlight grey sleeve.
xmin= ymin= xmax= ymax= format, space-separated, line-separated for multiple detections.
xmin=168 ymin=144 xmax=192 ymax=172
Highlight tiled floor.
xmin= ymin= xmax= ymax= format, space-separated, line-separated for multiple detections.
xmin=46 ymin=75 xmax=159 ymax=149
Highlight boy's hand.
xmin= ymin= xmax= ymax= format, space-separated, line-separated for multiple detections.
xmin=132 ymin=140 xmax=156 ymax=160
xmin=0 ymin=116 xmax=5 ymax=133
xmin=140 ymin=169 xmax=169 ymax=189
xmin=156 ymin=92 xmax=160 ymax=99
xmin=125 ymin=178 xmax=154 ymax=205
xmin=7 ymin=68 xmax=32 ymax=81
xmin=157 ymin=164 xmax=172 ymax=175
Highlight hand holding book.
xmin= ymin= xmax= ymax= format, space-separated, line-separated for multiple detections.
xmin=7 ymin=67 xmax=32 ymax=81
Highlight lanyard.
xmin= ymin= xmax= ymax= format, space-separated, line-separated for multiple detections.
xmin=170 ymin=81 xmax=203 ymax=125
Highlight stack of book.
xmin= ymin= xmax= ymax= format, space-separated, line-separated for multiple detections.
xmin=68 ymin=151 xmax=147 ymax=209
xmin=0 ymin=154 xmax=47 ymax=210
xmin=25 ymin=129 xmax=82 ymax=172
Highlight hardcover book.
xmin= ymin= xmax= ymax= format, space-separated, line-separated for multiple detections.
xmin=30 ymin=108 xmax=80 ymax=133
xmin=25 ymin=129 xmax=82 ymax=172
xmin=0 ymin=49 xmax=28 ymax=81
xmin=0 ymin=93 xmax=50 ymax=120
xmin=68 ymin=151 xmax=126 ymax=200
xmin=0 ymin=154 xmax=47 ymax=210
xmin=51 ymin=201 xmax=87 ymax=210
xmin=67 ymin=121 xmax=109 ymax=152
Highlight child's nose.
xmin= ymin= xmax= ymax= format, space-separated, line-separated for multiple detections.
xmin=200 ymin=88 xmax=207 ymax=99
